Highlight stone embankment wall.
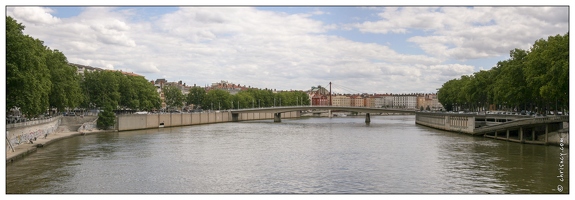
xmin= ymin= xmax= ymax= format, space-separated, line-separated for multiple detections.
xmin=415 ymin=112 xmax=476 ymax=134
xmin=6 ymin=116 xmax=62 ymax=149
xmin=415 ymin=112 xmax=569 ymax=146
xmin=117 ymin=111 xmax=300 ymax=131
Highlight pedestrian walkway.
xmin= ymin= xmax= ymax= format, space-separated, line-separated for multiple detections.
xmin=6 ymin=129 xmax=115 ymax=163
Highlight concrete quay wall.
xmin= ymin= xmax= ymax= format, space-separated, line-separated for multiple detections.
xmin=415 ymin=112 xmax=476 ymax=134
xmin=117 ymin=111 xmax=300 ymax=131
xmin=6 ymin=116 xmax=62 ymax=150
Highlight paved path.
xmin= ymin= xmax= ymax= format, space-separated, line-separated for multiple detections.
xmin=6 ymin=129 xmax=115 ymax=163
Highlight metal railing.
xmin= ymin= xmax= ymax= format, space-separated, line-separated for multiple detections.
xmin=6 ymin=115 xmax=63 ymax=129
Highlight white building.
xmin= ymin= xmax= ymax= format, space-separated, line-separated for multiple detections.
xmin=393 ymin=95 xmax=417 ymax=109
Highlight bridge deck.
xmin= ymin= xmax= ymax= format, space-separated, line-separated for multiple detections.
xmin=230 ymin=106 xmax=416 ymax=114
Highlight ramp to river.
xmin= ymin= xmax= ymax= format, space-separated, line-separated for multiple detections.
xmin=415 ymin=112 xmax=568 ymax=146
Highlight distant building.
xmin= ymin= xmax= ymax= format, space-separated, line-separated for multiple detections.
xmin=311 ymin=93 xmax=328 ymax=106
xmin=70 ymin=63 xmax=144 ymax=77
xmin=393 ymin=94 xmax=417 ymax=109
xmin=207 ymin=80 xmax=250 ymax=94
xmin=330 ymin=95 xmax=351 ymax=107
xmin=350 ymin=95 xmax=364 ymax=107
xmin=69 ymin=63 xmax=103 ymax=76
xmin=153 ymin=79 xmax=168 ymax=109
xmin=417 ymin=93 xmax=443 ymax=110
xmin=307 ymin=86 xmax=330 ymax=106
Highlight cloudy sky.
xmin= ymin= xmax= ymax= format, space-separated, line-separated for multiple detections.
xmin=4 ymin=1 xmax=570 ymax=94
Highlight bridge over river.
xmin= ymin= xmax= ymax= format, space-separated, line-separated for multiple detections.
xmin=229 ymin=106 xmax=417 ymax=123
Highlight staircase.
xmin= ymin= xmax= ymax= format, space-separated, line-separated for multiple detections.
xmin=57 ymin=116 xmax=98 ymax=132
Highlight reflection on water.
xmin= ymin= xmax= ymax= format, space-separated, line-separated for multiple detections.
xmin=6 ymin=115 xmax=569 ymax=194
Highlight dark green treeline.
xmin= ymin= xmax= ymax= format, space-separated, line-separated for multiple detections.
xmin=437 ymin=32 xmax=569 ymax=114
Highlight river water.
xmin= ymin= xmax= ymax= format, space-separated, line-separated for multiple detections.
xmin=6 ymin=115 xmax=569 ymax=194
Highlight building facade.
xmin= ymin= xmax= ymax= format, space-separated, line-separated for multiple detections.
xmin=393 ymin=95 xmax=417 ymax=109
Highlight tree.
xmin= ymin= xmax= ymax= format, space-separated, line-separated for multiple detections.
xmin=133 ymin=77 xmax=161 ymax=111
xmin=525 ymin=33 xmax=569 ymax=113
xmin=186 ymin=86 xmax=206 ymax=109
xmin=202 ymin=89 xmax=232 ymax=110
xmin=163 ymin=85 xmax=185 ymax=110
xmin=6 ymin=16 xmax=52 ymax=117
xmin=82 ymin=70 xmax=121 ymax=110
xmin=46 ymin=50 xmax=83 ymax=112
xmin=437 ymin=32 xmax=569 ymax=114
xmin=118 ymin=74 xmax=139 ymax=110
xmin=97 ymin=104 xmax=116 ymax=130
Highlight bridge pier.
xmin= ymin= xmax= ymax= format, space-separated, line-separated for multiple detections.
xmin=545 ymin=124 xmax=549 ymax=145
xmin=365 ymin=113 xmax=371 ymax=124
xmin=519 ymin=127 xmax=524 ymax=143
xmin=274 ymin=113 xmax=281 ymax=123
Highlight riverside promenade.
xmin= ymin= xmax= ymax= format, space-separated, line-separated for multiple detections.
xmin=6 ymin=129 xmax=115 ymax=163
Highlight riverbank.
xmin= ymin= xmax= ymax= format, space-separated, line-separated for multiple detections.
xmin=415 ymin=112 xmax=569 ymax=147
xmin=6 ymin=129 xmax=116 ymax=164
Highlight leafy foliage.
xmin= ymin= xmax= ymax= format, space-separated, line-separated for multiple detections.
xmin=6 ymin=16 xmax=52 ymax=117
xmin=163 ymin=85 xmax=185 ymax=110
xmin=438 ymin=32 xmax=569 ymax=114
xmin=47 ymin=50 xmax=83 ymax=112
xmin=186 ymin=86 xmax=206 ymax=109
xmin=97 ymin=104 xmax=116 ymax=129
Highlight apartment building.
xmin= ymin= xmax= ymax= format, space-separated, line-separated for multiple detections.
xmin=330 ymin=95 xmax=351 ymax=107
xmin=350 ymin=95 xmax=364 ymax=107
xmin=393 ymin=95 xmax=417 ymax=109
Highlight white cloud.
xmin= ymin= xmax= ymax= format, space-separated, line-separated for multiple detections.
xmin=6 ymin=6 xmax=567 ymax=94
xmin=7 ymin=7 xmax=61 ymax=25
xmin=352 ymin=6 xmax=569 ymax=61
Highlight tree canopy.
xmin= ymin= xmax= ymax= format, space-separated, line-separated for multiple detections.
xmin=6 ymin=16 xmax=162 ymax=119
xmin=7 ymin=16 xmax=52 ymax=117
xmin=437 ymin=32 xmax=569 ymax=114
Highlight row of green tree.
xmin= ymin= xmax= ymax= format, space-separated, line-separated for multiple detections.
xmin=437 ymin=32 xmax=569 ymax=114
xmin=7 ymin=16 xmax=310 ymax=128
xmin=7 ymin=16 xmax=162 ymax=128
xmin=7 ymin=16 xmax=81 ymax=117
xmin=163 ymin=85 xmax=310 ymax=111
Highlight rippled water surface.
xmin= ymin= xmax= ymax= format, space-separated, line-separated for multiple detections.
xmin=6 ymin=115 xmax=569 ymax=194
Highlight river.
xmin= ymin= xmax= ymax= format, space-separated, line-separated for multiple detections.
xmin=5 ymin=115 xmax=569 ymax=194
